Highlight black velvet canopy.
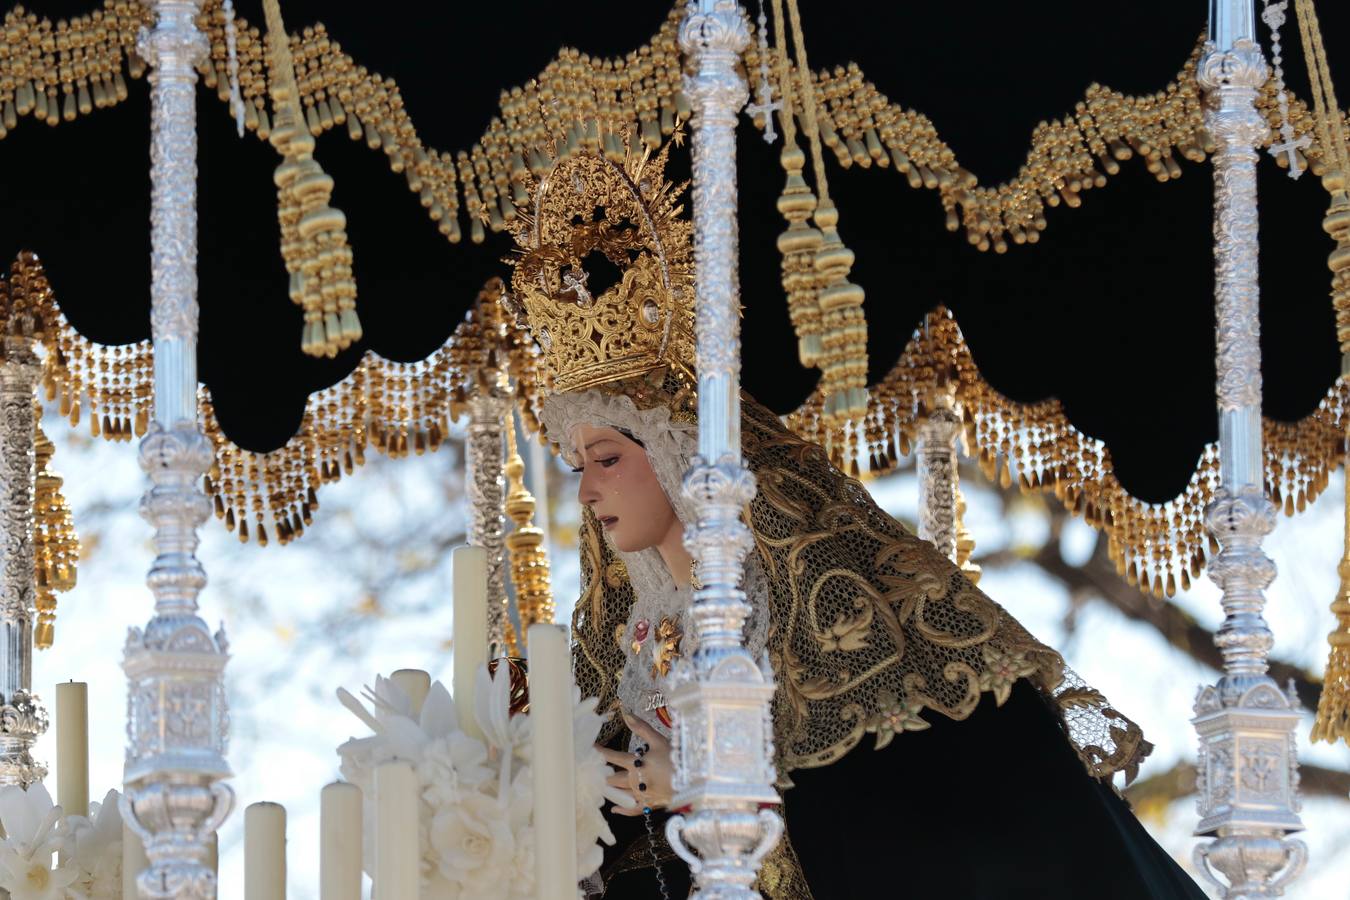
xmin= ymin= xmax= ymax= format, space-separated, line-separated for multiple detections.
xmin=1 ymin=0 xmax=1346 ymax=504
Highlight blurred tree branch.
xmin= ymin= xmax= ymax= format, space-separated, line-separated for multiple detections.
xmin=1029 ymin=523 xmax=1322 ymax=710
xmin=970 ymin=480 xmax=1323 ymax=710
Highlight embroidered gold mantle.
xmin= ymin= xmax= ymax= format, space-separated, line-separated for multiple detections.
xmin=571 ymin=394 xmax=1150 ymax=784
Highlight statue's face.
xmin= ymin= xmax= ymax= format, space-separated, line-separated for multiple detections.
xmin=571 ymin=424 xmax=680 ymax=555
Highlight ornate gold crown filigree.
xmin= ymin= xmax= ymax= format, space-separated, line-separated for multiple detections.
xmin=504 ymin=135 xmax=695 ymax=398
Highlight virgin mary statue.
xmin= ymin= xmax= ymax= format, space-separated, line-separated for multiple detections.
xmin=502 ymin=138 xmax=1205 ymax=899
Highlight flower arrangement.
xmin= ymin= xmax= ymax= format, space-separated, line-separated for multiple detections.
xmin=0 ymin=783 xmax=123 ymax=900
xmin=337 ymin=665 xmax=627 ymax=899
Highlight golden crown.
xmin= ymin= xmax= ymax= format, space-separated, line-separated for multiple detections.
xmin=504 ymin=135 xmax=695 ymax=397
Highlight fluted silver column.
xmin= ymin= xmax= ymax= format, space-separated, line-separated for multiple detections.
xmin=665 ymin=2 xmax=782 ymax=897
xmin=916 ymin=394 xmax=961 ymax=563
xmin=466 ymin=366 xmax=511 ymax=657
xmin=120 ymin=2 xmax=234 ymax=897
xmin=1191 ymin=1 xmax=1306 ymax=895
xmin=0 ymin=334 xmax=46 ymax=787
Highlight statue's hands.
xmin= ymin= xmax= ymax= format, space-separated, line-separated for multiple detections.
xmin=596 ymin=711 xmax=674 ymax=816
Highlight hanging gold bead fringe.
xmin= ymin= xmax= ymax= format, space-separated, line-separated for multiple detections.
xmin=789 ymin=307 xmax=1350 ymax=603
xmin=775 ymin=0 xmax=869 ymax=428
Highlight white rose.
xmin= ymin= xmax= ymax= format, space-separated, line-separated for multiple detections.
xmin=430 ymin=791 xmax=516 ymax=894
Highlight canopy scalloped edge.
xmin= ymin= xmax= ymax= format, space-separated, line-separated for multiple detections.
xmin=5 ymin=254 xmax=545 ymax=547
xmin=6 ymin=0 xmax=1345 ymax=453
xmin=4 ymin=2 xmax=1342 ymax=260
xmin=8 ymin=253 xmax=1348 ymax=598
xmin=788 ymin=307 xmax=1350 ymax=599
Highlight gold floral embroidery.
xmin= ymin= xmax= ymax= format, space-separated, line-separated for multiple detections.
xmin=652 ymin=616 xmax=683 ymax=678
xmin=866 ymin=688 xmax=931 ymax=749
xmin=813 ymin=594 xmax=874 ymax=653
xmin=978 ymin=644 xmax=1040 ymax=705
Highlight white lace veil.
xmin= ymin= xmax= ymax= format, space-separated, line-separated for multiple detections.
xmin=540 ymin=388 xmax=770 ymax=739
xmin=541 ymin=388 xmax=698 ymax=605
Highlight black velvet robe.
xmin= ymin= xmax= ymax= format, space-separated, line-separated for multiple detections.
xmin=597 ymin=682 xmax=1205 ymax=899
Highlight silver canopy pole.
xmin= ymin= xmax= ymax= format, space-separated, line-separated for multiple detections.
xmin=121 ymin=3 xmax=234 ymax=896
xmin=665 ymin=2 xmax=783 ymax=897
xmin=1191 ymin=1 xmax=1306 ymax=895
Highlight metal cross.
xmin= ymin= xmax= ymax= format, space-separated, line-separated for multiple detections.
xmin=1269 ymin=131 xmax=1311 ymax=179
xmin=747 ymin=81 xmax=782 ymax=144
xmin=748 ymin=1 xmax=781 ymax=144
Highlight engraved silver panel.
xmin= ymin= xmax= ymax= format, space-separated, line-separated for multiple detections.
xmin=917 ymin=402 xmax=960 ymax=562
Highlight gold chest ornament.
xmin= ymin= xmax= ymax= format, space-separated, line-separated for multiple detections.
xmin=620 ymin=614 xmax=683 ymax=730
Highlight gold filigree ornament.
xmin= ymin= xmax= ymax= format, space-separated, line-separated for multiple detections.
xmin=504 ymin=132 xmax=696 ymax=404
xmin=651 ymin=615 xmax=683 ymax=679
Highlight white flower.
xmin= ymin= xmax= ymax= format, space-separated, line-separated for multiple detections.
xmin=570 ymin=690 xmax=621 ymax=876
xmin=66 ymin=790 xmax=123 ymax=900
xmin=418 ymin=733 xmax=493 ymax=809
xmin=474 ymin=664 xmax=530 ymax=758
xmin=0 ymin=783 xmax=79 ymax=900
xmin=503 ymin=769 xmax=537 ymax=900
xmin=336 ymin=670 xmax=618 ymax=896
xmin=338 ymin=674 xmax=493 ymax=877
xmin=507 ymin=826 xmax=537 ymax=900
xmin=429 ymin=790 xmax=518 ymax=895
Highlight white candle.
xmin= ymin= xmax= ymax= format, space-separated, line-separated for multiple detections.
xmin=452 ymin=545 xmax=488 ymax=739
xmin=55 ymin=681 xmax=88 ymax=819
xmin=528 ymin=623 xmax=578 ymax=900
xmin=320 ymin=781 xmax=363 ymax=900
xmin=245 ymin=801 xmax=287 ymax=900
xmin=374 ymin=760 xmax=419 ymax=900
xmin=390 ymin=669 xmax=431 ymax=717
xmin=122 ymin=822 xmax=149 ymax=899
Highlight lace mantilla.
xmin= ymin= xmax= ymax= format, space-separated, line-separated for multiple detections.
xmin=552 ymin=388 xmax=1150 ymax=788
